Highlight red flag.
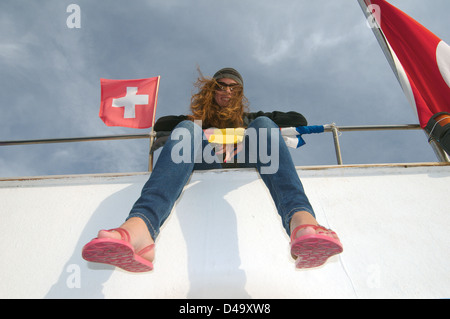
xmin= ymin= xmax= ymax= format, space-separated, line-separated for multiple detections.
xmin=361 ymin=0 xmax=450 ymax=128
xmin=100 ymin=77 xmax=160 ymax=128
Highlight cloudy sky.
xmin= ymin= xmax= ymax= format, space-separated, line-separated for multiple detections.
xmin=1 ymin=0 xmax=449 ymax=177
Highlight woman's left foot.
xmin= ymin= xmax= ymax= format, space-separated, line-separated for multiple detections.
xmin=290 ymin=224 xmax=343 ymax=269
xmin=289 ymin=211 xmax=343 ymax=269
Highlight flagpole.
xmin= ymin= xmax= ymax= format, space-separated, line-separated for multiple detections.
xmin=357 ymin=0 xmax=401 ymax=83
xmin=357 ymin=0 xmax=449 ymax=162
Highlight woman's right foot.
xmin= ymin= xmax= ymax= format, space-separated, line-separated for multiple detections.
xmin=289 ymin=211 xmax=343 ymax=269
xmin=97 ymin=217 xmax=155 ymax=263
xmin=82 ymin=217 xmax=155 ymax=272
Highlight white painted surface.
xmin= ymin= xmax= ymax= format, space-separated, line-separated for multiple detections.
xmin=0 ymin=164 xmax=449 ymax=299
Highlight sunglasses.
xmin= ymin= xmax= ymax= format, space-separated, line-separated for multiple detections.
xmin=215 ymin=81 xmax=242 ymax=93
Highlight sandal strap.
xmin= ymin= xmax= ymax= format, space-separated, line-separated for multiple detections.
xmin=104 ymin=228 xmax=155 ymax=256
xmin=290 ymin=224 xmax=331 ymax=242
xmin=137 ymin=244 xmax=155 ymax=257
xmin=107 ymin=228 xmax=131 ymax=243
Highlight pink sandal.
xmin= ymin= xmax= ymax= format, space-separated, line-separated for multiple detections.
xmin=290 ymin=224 xmax=343 ymax=269
xmin=82 ymin=228 xmax=154 ymax=272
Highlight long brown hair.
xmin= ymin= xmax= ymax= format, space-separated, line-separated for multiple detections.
xmin=189 ymin=70 xmax=249 ymax=128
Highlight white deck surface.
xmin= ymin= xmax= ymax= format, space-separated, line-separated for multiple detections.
xmin=1 ymin=163 xmax=449 ymax=299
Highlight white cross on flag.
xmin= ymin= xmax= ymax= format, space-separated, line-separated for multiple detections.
xmin=99 ymin=77 xmax=160 ymax=128
xmin=361 ymin=0 xmax=450 ymax=128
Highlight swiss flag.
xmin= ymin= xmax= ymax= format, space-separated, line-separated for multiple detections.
xmin=99 ymin=77 xmax=160 ymax=129
xmin=362 ymin=0 xmax=450 ymax=128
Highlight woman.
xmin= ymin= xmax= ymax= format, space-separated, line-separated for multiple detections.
xmin=82 ymin=68 xmax=343 ymax=272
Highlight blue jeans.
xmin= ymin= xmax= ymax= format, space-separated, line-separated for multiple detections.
xmin=127 ymin=117 xmax=315 ymax=240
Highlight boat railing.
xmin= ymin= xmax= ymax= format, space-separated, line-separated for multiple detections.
xmin=0 ymin=123 xmax=448 ymax=172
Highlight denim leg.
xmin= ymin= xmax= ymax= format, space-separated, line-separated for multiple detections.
xmin=127 ymin=120 xmax=220 ymax=240
xmin=244 ymin=116 xmax=316 ymax=236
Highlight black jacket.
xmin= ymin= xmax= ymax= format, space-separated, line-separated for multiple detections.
xmin=154 ymin=111 xmax=308 ymax=132
xmin=150 ymin=111 xmax=308 ymax=165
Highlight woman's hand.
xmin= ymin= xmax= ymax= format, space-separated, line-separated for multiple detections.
xmin=214 ymin=143 xmax=243 ymax=163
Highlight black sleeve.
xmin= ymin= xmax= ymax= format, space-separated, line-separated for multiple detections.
xmin=244 ymin=111 xmax=308 ymax=127
xmin=153 ymin=115 xmax=189 ymax=131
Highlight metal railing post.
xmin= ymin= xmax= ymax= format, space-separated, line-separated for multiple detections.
xmin=148 ymin=131 xmax=157 ymax=172
xmin=425 ymin=132 xmax=450 ymax=163
xmin=330 ymin=124 xmax=343 ymax=165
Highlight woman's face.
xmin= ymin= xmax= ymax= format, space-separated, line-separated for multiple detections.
xmin=214 ymin=77 xmax=240 ymax=108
